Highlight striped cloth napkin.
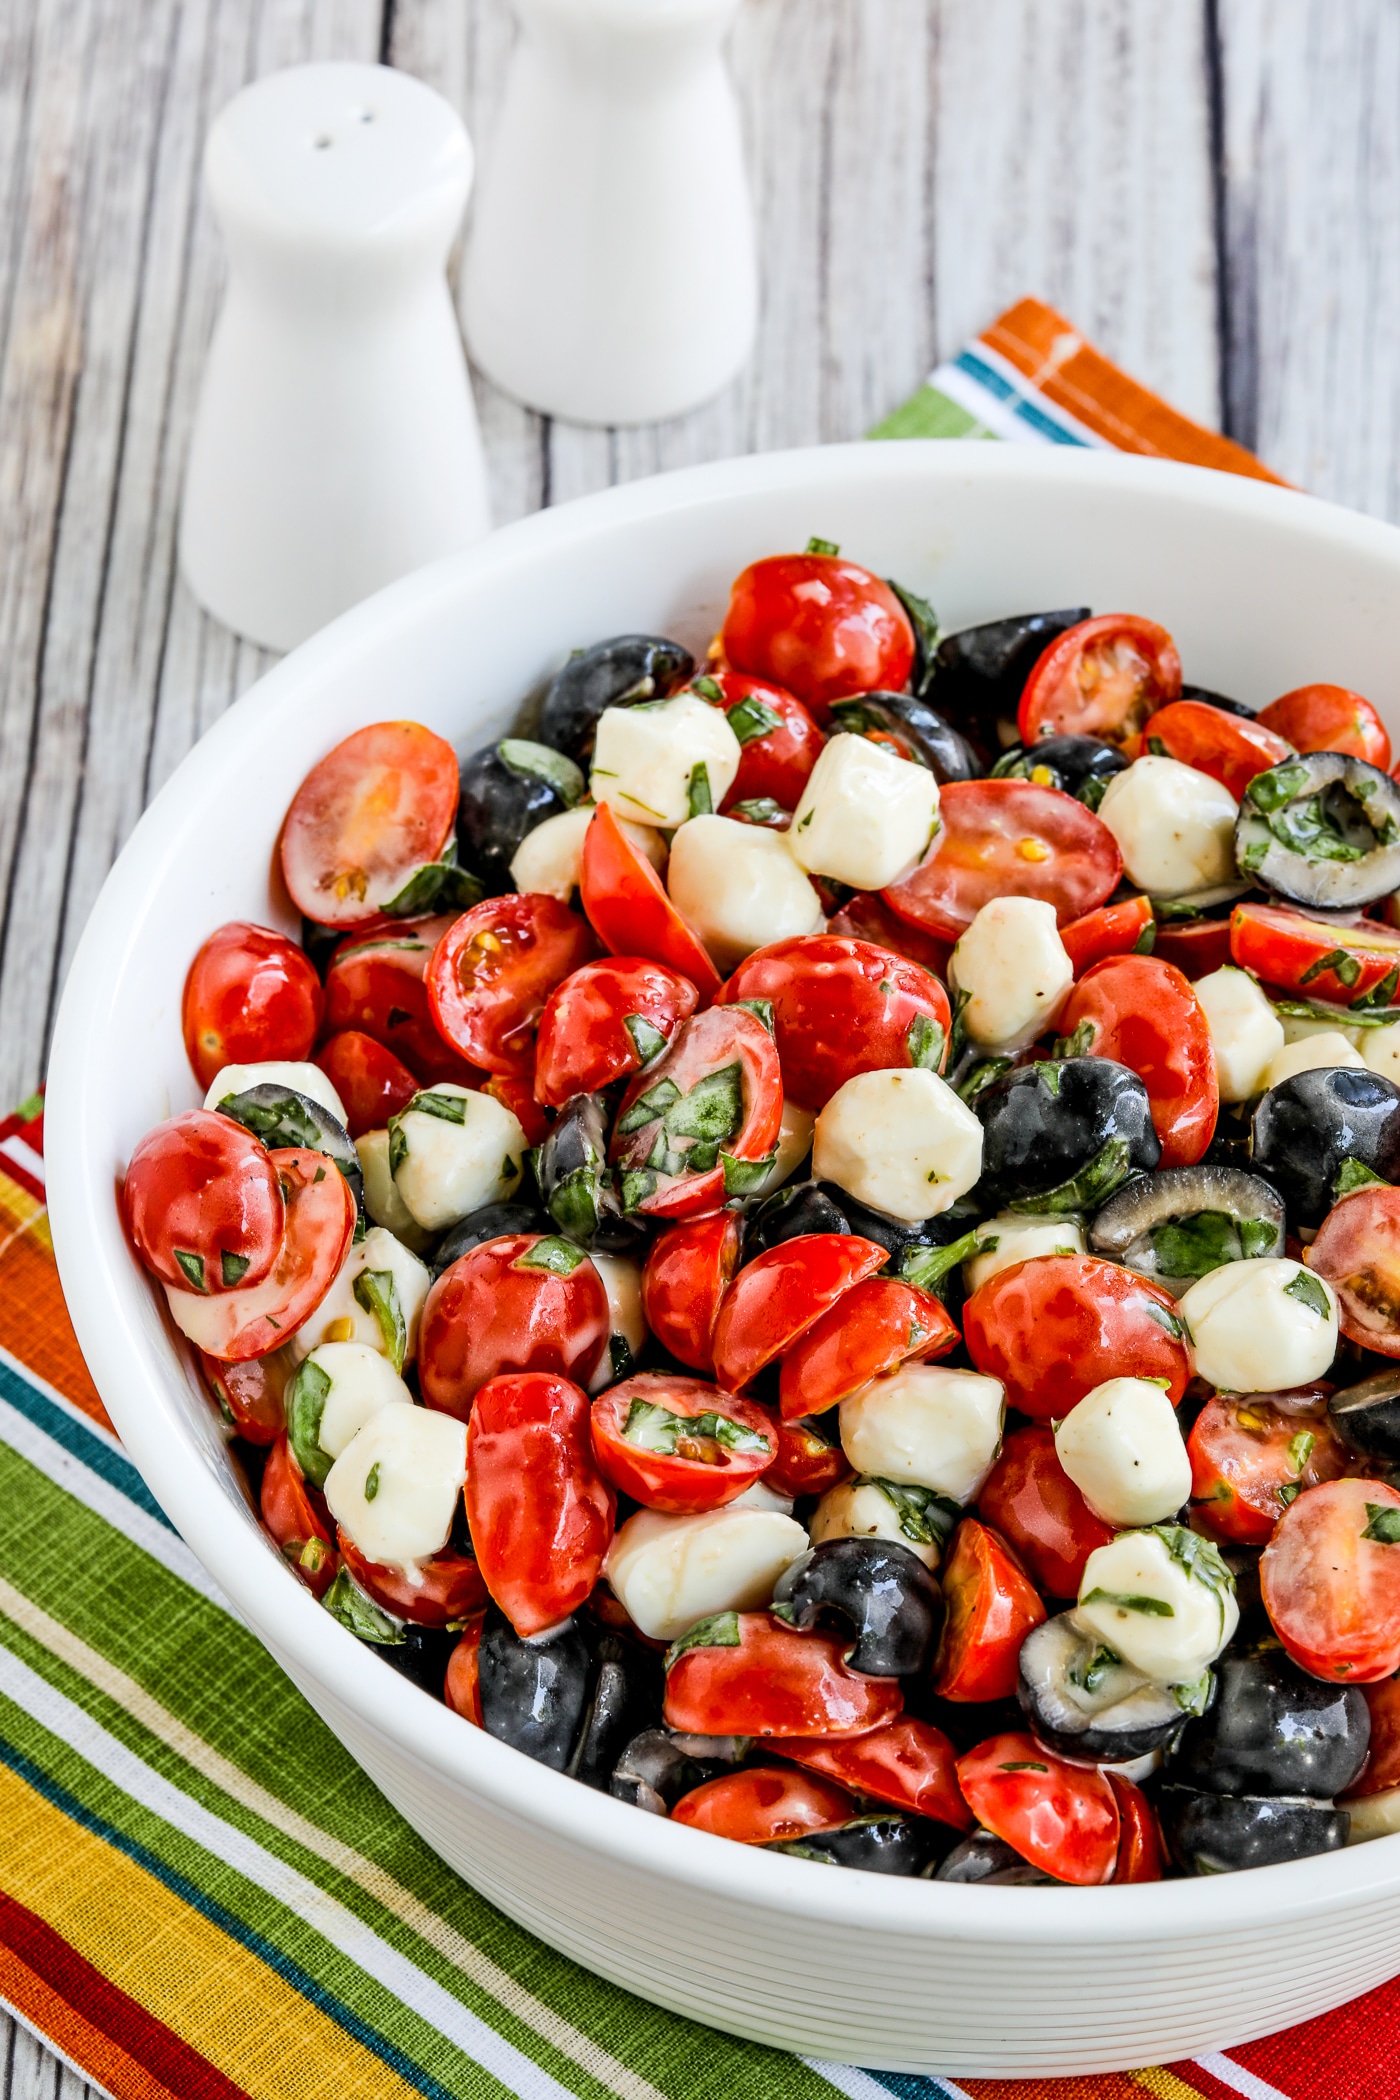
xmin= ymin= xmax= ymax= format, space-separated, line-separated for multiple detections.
xmin=1 ymin=301 xmax=1393 ymax=2100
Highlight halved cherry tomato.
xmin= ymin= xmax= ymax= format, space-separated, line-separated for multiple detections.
xmin=882 ymin=779 xmax=1121 ymax=941
xmin=1258 ymin=683 xmax=1392 ymax=770
xmin=466 ymin=1370 xmax=616 ymax=1637
xmin=1017 ymin=614 xmax=1182 ymax=750
xmin=482 ymin=1069 xmax=551 ymax=1147
xmin=1151 ymin=916 xmax=1234 ymax=981
xmin=957 ymin=1732 xmax=1120 ymax=1886
xmin=1059 ymin=894 xmax=1155 ymax=976
xmin=641 ymin=1212 xmax=742 ymax=1375
xmin=719 ymin=934 xmax=950 ymax=1112
xmin=427 ymin=894 xmax=598 ymax=1075
xmin=1230 ymin=899 xmax=1400 ymax=1010
xmin=1188 ymin=1388 xmax=1349 ymax=1546
xmin=534 ymin=957 xmax=699 ymax=1109
xmin=1342 ymin=1675 xmax=1400 ymax=1798
xmin=964 ymin=1254 xmax=1191 ymax=1422
xmin=825 ymin=890 xmax=953 ymax=979
xmin=260 ymin=1434 xmax=337 ymax=1596
xmin=711 ymin=1234 xmax=888 ymax=1393
xmin=1261 ymin=1478 xmax=1400 ymax=1683
xmin=182 ymin=921 xmax=324 ymax=1090
xmin=671 ymin=1767 xmax=854 ymax=1842
xmin=720 ymin=552 xmax=915 ymax=723
xmin=324 ymin=915 xmax=482 ymax=1087
xmin=609 ymin=1006 xmax=782 ymax=1222
xmin=418 ymin=1233 xmax=609 ymax=1421
xmin=580 ymin=802 xmax=721 ymax=1001
xmin=279 ymin=721 xmax=459 ymax=928
xmin=931 ymin=1519 xmax=1046 ymax=1702
xmin=779 ymin=1717 xmax=972 ymax=1829
xmin=199 ymin=1348 xmax=288 ymax=1445
xmin=763 ymin=1412 xmax=853 ymax=1499
xmin=590 ymin=1374 xmax=776 ymax=1513
xmin=445 ymin=1615 xmax=486 ymax=1724
xmin=314 ymin=1030 xmax=418 ymax=1138
xmin=1307 ymin=1186 xmax=1400 ymax=1358
xmin=1109 ymin=1775 xmax=1164 ymax=1883
xmin=338 ymin=1533 xmax=488 ymax=1628
xmin=1139 ymin=699 xmax=1293 ymax=801
xmin=122 ymin=1109 xmax=284 ymax=1293
xmin=663 ymin=1611 xmax=903 ymax=1737
xmin=777 ymin=1275 xmax=957 ymax=1420
xmin=1056 ymin=954 xmax=1217 ymax=1167
xmin=976 ymin=1423 xmax=1116 ymax=1598
xmin=686 ymin=671 xmax=826 ymax=812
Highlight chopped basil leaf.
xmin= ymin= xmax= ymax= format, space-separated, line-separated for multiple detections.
xmin=1283 ymin=1269 xmax=1331 ymax=1319
xmin=1051 ymin=1017 xmax=1097 ymax=1060
xmin=1298 ymin=946 xmax=1363 ymax=988
xmin=547 ymin=1166 xmax=601 ymax=1243
xmin=1081 ymin=1587 xmax=1176 ymax=1617
xmin=886 ymin=578 xmax=940 ymax=696
xmin=621 ymin=1398 xmax=770 ymax=1458
xmin=322 ymin=1569 xmax=406 ymax=1645
xmin=1008 ymin=1134 xmax=1133 ymax=1216
xmin=502 ymin=1154 xmax=519 ymax=1179
xmin=608 ymin=1334 xmax=637 ymax=1381
xmin=619 ymin=1169 xmax=656 ymax=1213
xmin=1277 ymin=1481 xmax=1302 ymax=1508
xmin=1246 ymin=762 xmax=1314 ymax=814
xmin=1150 ymin=1210 xmax=1243 ymax=1281
xmin=387 ymin=1118 xmax=408 ymax=1178
xmin=498 ymin=738 xmax=586 ymax=806
xmin=218 ymin=1086 xmax=324 ymax=1151
xmin=1067 ymin=1642 xmax=1122 ymax=1695
xmin=806 ymin=536 xmax=840 ymax=556
xmin=897 ymin=1230 xmax=980 ymax=1293
xmin=665 ymin=1610 xmax=742 ymax=1666
xmin=1173 ymin=1672 xmax=1214 ymax=1715
xmin=364 ymin=1461 xmax=381 ymax=1502
xmin=353 ymin=1268 xmax=407 ymax=1371
xmin=1000 ymin=1760 xmax=1049 ymax=1773
xmin=286 ymin=1358 xmax=334 ymax=1487
xmin=905 ymin=1012 xmax=944 ymax=1071
xmin=691 ymin=674 xmax=724 ymax=703
xmin=687 ymin=763 xmax=714 ymax=818
xmin=725 ymin=696 xmax=783 ymax=746
xmin=721 ymin=1149 xmax=777 ymax=1197
xmin=1286 ymin=1430 xmax=1316 ymax=1475
xmin=730 ymin=997 xmax=776 ymax=1035
xmin=407 ymin=1089 xmax=468 ymax=1125
xmin=174 ymin=1249 xmax=206 ymax=1292
xmin=381 ymin=859 xmax=483 ymax=918
xmin=1334 ymin=1155 xmax=1386 ymax=1197
xmin=957 ymin=1056 xmax=1012 ymax=1104
xmin=514 ymin=1235 xmax=587 ymax=1275
xmin=727 ymin=797 xmax=789 ymax=828
xmin=1239 ymin=1216 xmax=1281 ymax=1258
xmin=1133 ymin=919 xmax=1157 ymax=954
xmin=617 ymin=1077 xmax=683 ymax=1135
xmin=664 ymin=1062 xmax=744 ymax=1146
xmin=623 ymin=1013 xmax=669 ymax=1066
xmin=1362 ymin=1503 xmax=1400 ymax=1544
xmin=861 ymin=1476 xmax=962 ymax=1547
xmin=1148 ymin=1525 xmax=1235 ymax=1606
xmin=1142 ymin=1298 xmax=1185 ymax=1338
xmin=1352 ymin=963 xmax=1400 ymax=1011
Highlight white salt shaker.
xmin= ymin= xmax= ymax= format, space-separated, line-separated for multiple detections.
xmin=463 ymin=0 xmax=757 ymax=426
xmin=180 ymin=63 xmax=491 ymax=653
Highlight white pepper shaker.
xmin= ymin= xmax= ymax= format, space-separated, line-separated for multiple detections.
xmin=180 ymin=63 xmax=491 ymax=652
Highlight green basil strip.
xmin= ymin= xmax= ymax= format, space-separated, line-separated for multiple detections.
xmin=1081 ymin=1588 xmax=1175 ymax=1617
xmin=619 ymin=1169 xmax=657 ymax=1213
xmin=364 ymin=1462 xmax=381 ymax=1502
xmin=687 ymin=763 xmax=714 ymax=819
xmin=1246 ymin=761 xmax=1314 ymax=814
xmin=729 ymin=998 xmax=776 ymax=1035
xmin=286 ymin=1358 xmax=334 ymax=1488
xmin=616 ymin=1076 xmax=682 ymax=1136
xmin=608 ymin=1334 xmax=637 ymax=1381
xmin=806 ymin=536 xmax=840 ymax=557
xmin=621 ymin=1398 xmax=770 ymax=1457
xmin=1362 ymin=1503 xmax=1400 ymax=1544
xmin=957 ymin=1057 xmax=1012 ymax=1104
xmin=691 ymin=674 xmax=724 ymax=704
xmin=1008 ymin=1135 xmax=1133 ymax=1217
xmin=1335 ymin=1155 xmax=1386 ymax=1197
xmin=218 ymin=1087 xmax=324 ymax=1152
xmin=387 ymin=1118 xmax=409 ymax=1178
xmin=514 ymin=1235 xmax=587 ymax=1275
xmin=887 ymin=577 xmax=940 ymax=696
xmin=1352 ymin=963 xmax=1400 ymax=1011
xmin=623 ymin=1013 xmax=668 ymax=1066
xmin=1050 ymin=1017 xmax=1097 ymax=1060
xmin=1273 ymin=996 xmax=1400 ymax=1031
xmin=173 ymin=1250 xmax=206 ymax=1293
xmin=725 ymin=696 xmax=783 ymax=746
xmin=721 ymin=1149 xmax=777 ymax=1197
xmin=547 ymin=1167 xmax=602 ymax=1244
xmin=382 ymin=860 xmax=483 ymax=918
xmin=1283 ymin=1268 xmax=1332 ymax=1319
xmin=1286 ymin=1430 xmax=1316 ymax=1475
xmin=353 ymin=1268 xmax=406 ymax=1372
xmin=897 ymin=1230 xmax=980 ymax=1293
xmin=906 ymin=1012 xmax=944 ymax=1071
xmin=322 ymin=1569 xmax=406 ymax=1645
xmin=407 ymin=1089 xmax=468 ymax=1125
xmin=1149 ymin=1211 xmax=1242 ymax=1281
xmin=1142 ymin=1298 xmax=1185 ymax=1338
xmin=1299 ymin=946 xmax=1363 ymax=988
xmin=1067 ymin=1642 xmax=1122 ymax=1696
xmin=664 ymin=1062 xmax=744 ymax=1146
xmin=220 ymin=1251 xmax=250 ymax=1288
xmin=1000 ymin=1760 xmax=1049 ymax=1773
xmin=498 ymin=738 xmax=586 ymax=806
xmin=1239 ymin=1216 xmax=1281 ymax=1258
xmin=1148 ymin=1524 xmax=1234 ymax=1600
xmin=863 ymin=1477 xmax=962 ymax=1547
xmin=727 ymin=797 xmax=788 ymax=827
xmin=665 ymin=1610 xmax=742 ymax=1667
xmin=1173 ymin=1672 xmax=1214 ymax=1716
xmin=1132 ymin=918 xmax=1156 ymax=953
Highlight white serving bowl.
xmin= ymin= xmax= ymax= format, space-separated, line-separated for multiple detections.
xmin=46 ymin=443 xmax=1400 ymax=2077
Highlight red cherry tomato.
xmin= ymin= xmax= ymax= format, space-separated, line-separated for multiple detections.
xmin=1342 ymin=1675 xmax=1400 ymax=1799
xmin=609 ymin=1006 xmax=783 ymax=1222
xmin=1017 ymin=614 xmax=1182 ymax=749
xmin=427 ymin=894 xmax=598 ymax=1075
xmin=663 ymin=1612 xmax=903 ymax=1737
xmin=324 ymin=916 xmax=482 ymax=1087
xmin=445 ymin=1614 xmax=486 ymax=1725
xmin=1188 ymin=1388 xmax=1349 ymax=1546
xmin=1109 ymin=1775 xmax=1164 ymax=1883
xmin=976 ymin=1423 xmax=1116 ymax=1598
xmin=182 ymin=921 xmax=324 ymax=1091
xmin=1258 ymin=683 xmax=1392 ymax=770
xmin=418 ymin=1233 xmax=609 ymax=1422
xmin=957 ymin=1732 xmax=1120 ymax=1886
xmin=720 ymin=552 xmax=915 ymax=724
xmin=260 ymin=1434 xmax=337 ymax=1596
xmin=764 ymin=1413 xmax=853 ymax=1499
xmin=931 ymin=1519 xmax=1047 ymax=1702
xmin=719 ymin=934 xmax=950 ymax=1112
xmin=1138 ymin=699 xmax=1294 ymax=801
xmin=1261 ymin=1478 xmax=1400 ymax=1683
xmin=1230 ymin=899 xmax=1400 ymax=1010
xmin=337 ymin=1533 xmax=488 ymax=1628
xmin=687 ymin=671 xmax=827 ymax=812
xmin=279 ymin=720 xmax=459 ymax=928
xmin=122 ymin=1110 xmax=284 ymax=1294
xmin=313 ymin=1030 xmax=418 ymax=1138
xmin=1150 ymin=916 xmax=1234 ymax=981
xmin=641 ymin=1212 xmax=742 ymax=1375
xmin=168 ymin=1149 xmax=356 ymax=1362
xmin=465 ymin=1371 xmax=616 ymax=1637
xmin=590 ymin=1374 xmax=776 ymax=1514
xmin=779 ymin=1718 xmax=972 ymax=1829
xmin=882 ymin=779 xmax=1122 ymax=941
xmin=1057 ymin=955 xmax=1217 ymax=1167
xmin=1059 ymin=894 xmax=1155 ymax=976
xmin=711 ymin=1234 xmax=888 ymax=1393
xmin=964 ymin=1253 xmax=1191 ymax=1422
xmin=199 ymin=1349 xmax=288 ymax=1446
xmin=534 ymin=957 xmax=699 ymax=1109
xmin=482 ymin=1069 xmax=552 ymax=1147
xmin=671 ymin=1767 xmax=854 ymax=1842
xmin=777 ymin=1276 xmax=957 ymax=1421
xmin=1307 ymin=1186 xmax=1400 ymax=1357
xmin=580 ymin=803 xmax=721 ymax=1002
xmin=825 ymin=890 xmax=953 ymax=979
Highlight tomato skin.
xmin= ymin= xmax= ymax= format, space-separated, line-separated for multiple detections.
xmin=1151 ymin=917 xmax=1234 ymax=981
xmin=427 ymin=894 xmax=599 ymax=1075
xmin=882 ymin=778 xmax=1122 ymax=941
xmin=931 ymin=1519 xmax=1047 ymax=1702
xmin=313 ymin=1030 xmax=418 ymax=1138
xmin=976 ymin=1424 xmax=1115 ymax=1597
xmin=764 ymin=1413 xmax=853 ymax=1499
xmin=1018 ymin=614 xmax=1182 ymax=749
xmin=1110 ymin=1775 xmax=1164 ymax=1883
xmin=780 ymin=1718 xmax=972 ymax=1829
xmin=1258 ymin=683 xmax=1392 ymax=770
xmin=1307 ymin=1186 xmax=1400 ymax=1359
xmin=418 ymin=1234 xmax=610 ymax=1422
xmin=534 ymin=957 xmax=699 ymax=1109
xmin=719 ymin=934 xmax=950 ymax=1112
xmin=1139 ymin=699 xmax=1294 ymax=801
xmin=337 ymin=1533 xmax=488 ymax=1628
xmin=711 ymin=1234 xmax=888 ymax=1393
xmin=700 ymin=671 xmax=826 ymax=811
xmin=1261 ymin=1478 xmax=1400 ymax=1683
xmin=964 ymin=1254 xmax=1191 ymax=1422
xmin=1059 ymin=894 xmax=1155 ymax=976
xmin=324 ymin=916 xmax=483 ymax=1087
xmin=720 ymin=553 xmax=915 ymax=723
xmin=182 ymin=921 xmax=324 ymax=1090
xmin=260 ymin=1434 xmax=337 ymax=1596
xmin=590 ymin=1374 xmax=776 ymax=1513
xmin=482 ymin=1069 xmax=551 ymax=1147
xmin=777 ymin=1276 xmax=957 ymax=1421
xmin=122 ymin=1110 xmax=284 ymax=1293
xmin=957 ymin=1732 xmax=1120 ymax=1885
xmin=1057 ymin=954 xmax=1217 ymax=1167
xmin=671 ymin=1767 xmax=854 ymax=1842
xmin=465 ymin=1371 xmax=616 ymax=1637
xmin=610 ymin=1006 xmax=783 ymax=1223
xmin=1343 ymin=1675 xmax=1400 ymax=1797
xmin=641 ymin=1212 xmax=742 ymax=1375
xmin=279 ymin=720 xmax=459 ymax=928
xmin=199 ymin=1349 xmax=287 ymax=1445
xmin=825 ymin=890 xmax=953 ymax=979
xmin=445 ymin=1615 xmax=486 ymax=1725
xmin=1230 ymin=899 xmax=1400 ymax=1008
xmin=1188 ymin=1389 xmax=1349 ymax=1546
xmin=169 ymin=1148 xmax=356 ymax=1362
xmin=663 ymin=1613 xmax=904 ymax=1737
xmin=580 ymin=802 xmax=721 ymax=1002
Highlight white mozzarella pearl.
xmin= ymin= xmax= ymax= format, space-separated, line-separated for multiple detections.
xmin=807 ymin=1480 xmax=940 ymax=1569
xmin=586 ymin=1252 xmax=648 ymax=1394
xmin=948 ymin=897 xmax=1073 ymax=1054
xmin=1075 ymin=1529 xmax=1239 ymax=1684
xmin=1176 ymin=1257 xmax=1338 ymax=1392
xmin=508 ymin=804 xmax=667 ymax=898
xmin=786 ymin=733 xmax=939 ymax=891
xmin=1054 ymin=1377 xmax=1192 ymax=1527
xmin=390 ymin=1084 xmax=526 ymax=1231
xmin=813 ymin=1067 xmax=983 ymax=1222
xmin=666 ymin=815 xmax=823 ymax=971
xmin=839 ymin=1365 xmax=1005 ymax=1505
xmin=1097 ymin=755 xmax=1238 ymax=897
xmin=324 ymin=1405 xmax=467 ymax=1579
xmin=1346 ymin=1787 xmax=1400 ymax=1843
xmin=355 ymin=1130 xmax=436 ymax=1254
xmin=204 ymin=1060 xmax=347 ymax=1127
xmin=745 ymin=1099 xmax=817 ymax=1201
xmin=306 ymin=1342 xmax=415 ymax=1460
xmin=728 ymin=1479 xmax=796 ymax=1516
xmin=1193 ymin=967 xmax=1286 ymax=1103
xmin=1264 ymin=1031 xmax=1367 ymax=1088
xmin=604 ymin=1505 xmax=808 ymax=1642
xmin=964 ymin=1213 xmax=1086 ymax=1294
xmin=590 ymin=692 xmax=741 ymax=829
xmin=1363 ymin=1021 xmax=1400 ymax=1083
xmin=287 ymin=1225 xmax=432 ymax=1365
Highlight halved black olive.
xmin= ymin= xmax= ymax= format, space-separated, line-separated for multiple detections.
xmin=1158 ymin=1786 xmax=1349 ymax=1874
xmin=932 ymin=1830 xmax=1058 ymax=1884
xmin=767 ymin=1813 xmax=944 ymax=1875
xmin=742 ymin=1180 xmax=851 ymax=1260
xmin=477 ymin=1607 xmax=595 ymax=1771
xmin=992 ymin=734 xmax=1128 ymax=812
xmin=537 ymin=635 xmax=695 ymax=765
xmin=1181 ymin=683 xmax=1255 ymax=718
xmin=829 ymin=691 xmax=980 ymax=784
xmin=772 ymin=1537 xmax=942 ymax=1677
xmin=1330 ymin=1368 xmax=1400 ymax=1460
xmin=609 ymin=1729 xmax=747 ymax=1815
xmin=379 ymin=1625 xmax=458 ymax=1695
xmin=1017 ymin=1613 xmax=1197 ymax=1765
xmin=456 ymin=740 xmax=585 ymax=894
xmin=215 ymin=1082 xmax=364 ymax=1224
xmin=1166 ymin=1643 xmax=1369 ymax=1799
xmin=973 ymin=1056 xmax=1160 ymax=1211
xmin=571 ymin=1632 xmax=665 ymax=1790
xmin=430 ymin=1202 xmax=548 ymax=1279
xmin=1251 ymin=1065 xmax=1400 ymax=1228
xmin=929 ymin=608 xmax=1091 ymax=760
xmin=534 ymin=1094 xmax=648 ymax=1255
xmin=1236 ymin=753 xmax=1400 ymax=908
xmin=321 ymin=1569 xmax=454 ymax=1693
xmin=1089 ymin=1165 xmax=1285 ymax=1295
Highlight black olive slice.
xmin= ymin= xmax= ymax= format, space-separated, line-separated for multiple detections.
xmin=772 ymin=1537 xmax=942 ymax=1677
xmin=534 ymin=1093 xmax=648 ymax=1255
xmin=743 ymin=1180 xmax=850 ymax=1261
xmin=1166 ymin=1643 xmax=1369 ymax=1799
xmin=1017 ymin=1614 xmax=1198 ymax=1765
xmin=215 ymin=1082 xmax=364 ymax=1224
xmin=973 ymin=1056 xmax=1160 ymax=1211
xmin=537 ymin=636 xmax=695 ymax=765
xmin=430 ymin=1202 xmax=548 ymax=1279
xmin=929 ymin=608 xmax=1091 ymax=760
xmin=609 ymin=1729 xmax=746 ymax=1815
xmin=570 ymin=1633 xmax=664 ymax=1790
xmin=1157 ymin=1786 xmax=1349 ymax=1874
xmin=931 ymin=1830 xmax=1059 ymax=1884
xmin=1251 ymin=1065 xmax=1400 ymax=1228
xmin=1236 ymin=752 xmax=1400 ymax=908
xmin=992 ymin=733 xmax=1128 ymax=812
xmin=767 ymin=1813 xmax=944 ymax=1875
xmin=829 ymin=691 xmax=980 ymax=784
xmin=477 ymin=1607 xmax=595 ymax=1771
xmin=456 ymin=740 xmax=584 ymax=894
xmin=1089 ymin=1165 xmax=1285 ymax=1294
xmin=1329 ymin=1368 xmax=1400 ymax=1460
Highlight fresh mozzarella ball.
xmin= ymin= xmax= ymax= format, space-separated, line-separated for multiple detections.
xmin=508 ymin=804 xmax=666 ymax=897
xmin=587 ymin=1253 xmax=647 ymax=1394
xmin=1054 ymin=1377 xmax=1191 ymax=1527
xmin=808 ymin=1479 xmax=940 ymax=1570
xmin=324 ymin=1404 xmax=467 ymax=1580
xmin=839 ymin=1366 xmax=1005 ymax=1505
xmin=786 ymin=733 xmax=939 ymax=891
xmin=1075 ymin=1529 xmax=1239 ymax=1684
xmin=964 ymin=1213 xmax=1086 ymax=1293
xmin=1363 ymin=1021 xmax=1400 ymax=1083
xmin=728 ymin=1479 xmax=796 ymax=1516
xmin=1264 ymin=1031 xmax=1367 ymax=1088
xmin=666 ymin=815 xmax=823 ymax=971
xmin=390 ymin=1084 xmax=526 ymax=1230
xmin=1097 ymin=755 xmax=1238 ymax=897
xmin=813 ymin=1067 xmax=983 ymax=1222
xmin=590 ymin=692 xmax=741 ymax=829
xmin=1193 ymin=967 xmax=1286 ymax=1103
xmin=204 ymin=1060 xmax=347 ymax=1126
xmin=604 ymin=1505 xmax=808 ymax=1642
xmin=1177 ymin=1257 xmax=1338 ymax=1392
xmin=305 ymin=1342 xmax=415 ymax=1461
xmin=948 ymin=897 xmax=1073 ymax=1054
xmin=356 ymin=1130 xmax=435 ymax=1254
xmin=287 ymin=1225 xmax=432 ymax=1365
xmin=1346 ymin=1787 xmax=1400 ymax=1843
xmin=745 ymin=1099 xmax=817 ymax=1201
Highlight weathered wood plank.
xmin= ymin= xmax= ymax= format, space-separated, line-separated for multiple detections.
xmin=1 ymin=2009 xmax=93 ymax=2098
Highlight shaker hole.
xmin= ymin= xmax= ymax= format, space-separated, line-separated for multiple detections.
xmin=351 ymin=106 xmax=376 ymax=123
xmin=312 ymin=133 xmax=334 ymax=149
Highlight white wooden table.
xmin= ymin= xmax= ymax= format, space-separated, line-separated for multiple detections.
xmin=1 ymin=0 xmax=1397 ymax=2090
